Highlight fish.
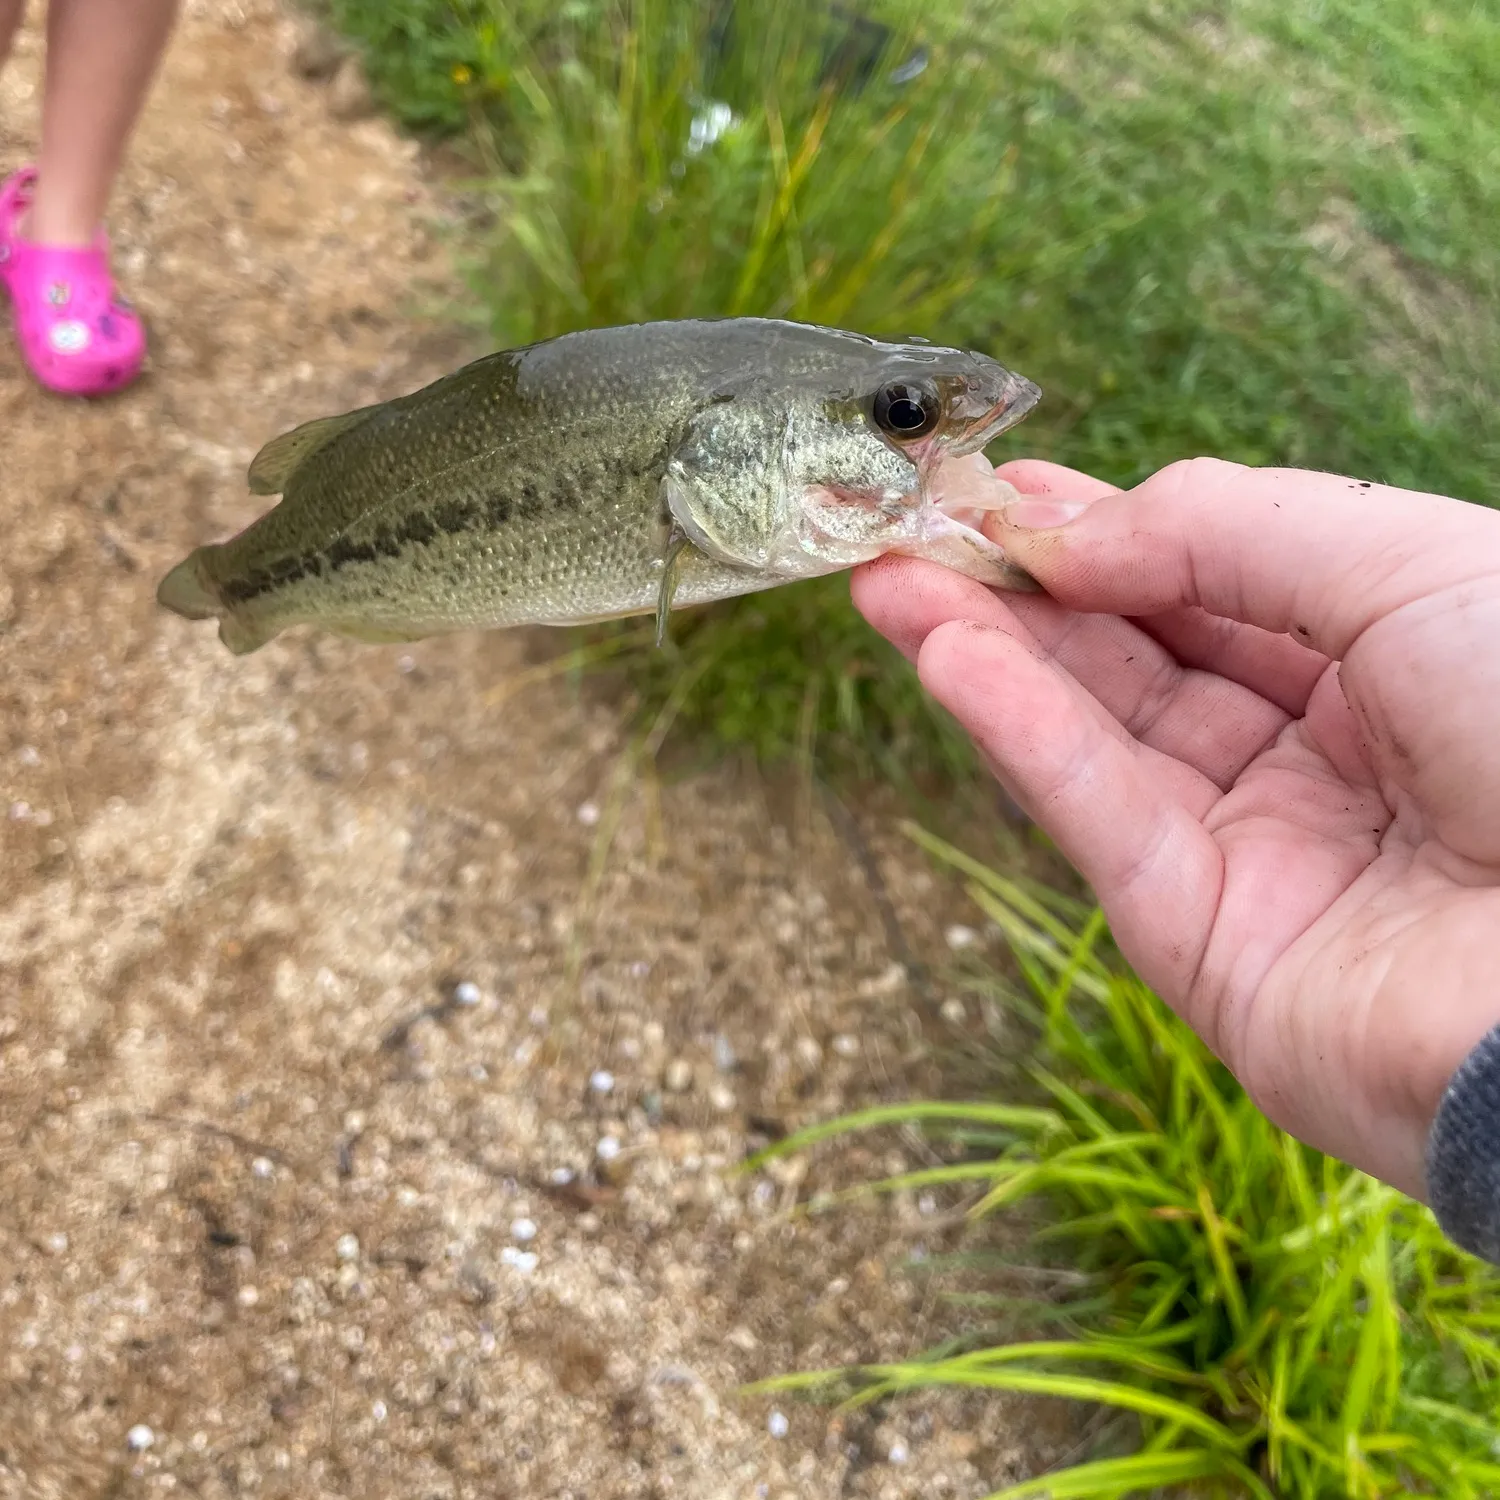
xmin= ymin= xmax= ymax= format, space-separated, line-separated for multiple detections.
xmin=156 ymin=317 xmax=1042 ymax=656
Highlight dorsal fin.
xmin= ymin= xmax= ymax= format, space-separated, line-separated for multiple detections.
xmin=247 ymin=406 xmax=381 ymax=495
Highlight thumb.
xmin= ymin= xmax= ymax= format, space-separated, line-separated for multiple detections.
xmin=985 ymin=457 xmax=1500 ymax=660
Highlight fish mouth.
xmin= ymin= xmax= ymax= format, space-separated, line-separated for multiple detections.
xmin=951 ymin=373 xmax=1043 ymax=457
xmin=890 ymin=456 xmax=1041 ymax=592
xmin=923 ymin=450 xmax=1021 ymax=536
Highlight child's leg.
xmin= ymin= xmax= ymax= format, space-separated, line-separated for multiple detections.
xmin=0 ymin=0 xmax=175 ymax=394
xmin=27 ymin=0 xmax=178 ymax=245
xmin=0 ymin=0 xmax=26 ymax=71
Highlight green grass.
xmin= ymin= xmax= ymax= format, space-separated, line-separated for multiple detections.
xmin=326 ymin=0 xmax=1500 ymax=781
xmin=746 ymin=827 xmax=1500 ymax=1499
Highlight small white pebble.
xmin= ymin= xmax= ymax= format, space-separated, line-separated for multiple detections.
xmin=767 ymin=1409 xmax=789 ymax=1439
xmin=589 ymin=1069 xmax=615 ymax=1095
xmin=832 ymin=1033 xmax=859 ymax=1058
xmin=238 ymin=1285 xmax=260 ymax=1307
xmin=453 ymin=981 xmax=482 ymax=1007
xmin=940 ymin=997 xmax=967 ymax=1025
xmin=528 ymin=1006 xmax=549 ymax=1027
xmin=713 ymin=1034 xmax=737 ymax=1072
xmin=45 ymin=1231 xmax=68 ymax=1254
xmin=918 ymin=1192 xmax=937 ymax=1217
xmin=251 ymin=1156 xmax=274 ymax=1179
xmin=794 ymin=1036 xmax=823 ymax=1070
xmin=629 ymin=960 xmax=651 ymax=978
xmin=397 ymin=1186 xmax=420 ymax=1207
xmin=664 ymin=1057 xmax=693 ymax=1093
xmin=126 ymin=1424 xmax=155 ymax=1451
xmin=335 ymin=1233 xmax=360 ymax=1262
xmin=396 ymin=654 xmax=416 ymax=674
xmin=596 ymin=1135 xmax=621 ymax=1162
xmin=617 ymin=1036 xmax=641 ymax=1060
xmin=510 ymin=1217 xmax=537 ymax=1243
xmin=576 ymin=801 xmax=601 ymax=826
xmin=371 ymin=1399 xmax=387 ymax=1421
xmin=500 ymin=1246 xmax=538 ymax=1273
xmin=549 ymin=1166 xmax=576 ymax=1186
xmin=18 ymin=745 xmax=40 ymax=766
xmin=708 ymin=1082 xmax=736 ymax=1113
xmin=945 ymin=924 xmax=979 ymax=950
xmin=9 ymin=800 xmax=31 ymax=821
xmin=888 ymin=1439 xmax=910 ymax=1464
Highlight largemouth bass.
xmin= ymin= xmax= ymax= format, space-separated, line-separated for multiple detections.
xmin=157 ymin=318 xmax=1042 ymax=655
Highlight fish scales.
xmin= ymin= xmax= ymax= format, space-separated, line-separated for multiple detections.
xmin=158 ymin=319 xmax=1042 ymax=655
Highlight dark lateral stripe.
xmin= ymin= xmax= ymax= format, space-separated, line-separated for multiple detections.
xmin=217 ymin=455 xmax=653 ymax=608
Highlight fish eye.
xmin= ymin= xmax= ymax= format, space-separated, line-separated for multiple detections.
xmin=872 ymin=382 xmax=941 ymax=439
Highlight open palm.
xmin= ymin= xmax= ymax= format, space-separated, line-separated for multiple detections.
xmin=853 ymin=458 xmax=1500 ymax=1202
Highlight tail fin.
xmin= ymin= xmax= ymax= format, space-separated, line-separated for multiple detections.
xmin=156 ymin=550 xmax=220 ymax=620
xmin=157 ymin=550 xmax=280 ymax=655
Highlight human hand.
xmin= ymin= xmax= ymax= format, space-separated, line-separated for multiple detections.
xmin=852 ymin=457 xmax=1500 ymax=1205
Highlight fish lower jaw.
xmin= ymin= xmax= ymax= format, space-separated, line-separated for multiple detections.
xmin=892 ymin=484 xmax=1041 ymax=594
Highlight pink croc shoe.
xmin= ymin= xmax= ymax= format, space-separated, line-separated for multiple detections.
xmin=0 ymin=167 xmax=146 ymax=397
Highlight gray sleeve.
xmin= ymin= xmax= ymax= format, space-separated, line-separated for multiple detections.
xmin=1425 ymin=1023 xmax=1500 ymax=1266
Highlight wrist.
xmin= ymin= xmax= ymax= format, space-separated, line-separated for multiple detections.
xmin=1425 ymin=1023 xmax=1500 ymax=1265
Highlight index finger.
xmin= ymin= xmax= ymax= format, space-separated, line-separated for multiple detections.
xmin=987 ymin=458 xmax=1500 ymax=660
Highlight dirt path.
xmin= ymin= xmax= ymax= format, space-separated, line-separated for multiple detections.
xmin=0 ymin=6 xmax=1068 ymax=1496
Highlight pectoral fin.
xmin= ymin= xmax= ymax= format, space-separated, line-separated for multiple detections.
xmin=654 ymin=525 xmax=691 ymax=648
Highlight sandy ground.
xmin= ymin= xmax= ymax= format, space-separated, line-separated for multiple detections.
xmin=0 ymin=5 xmax=1080 ymax=1495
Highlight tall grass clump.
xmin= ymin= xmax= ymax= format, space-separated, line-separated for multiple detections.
xmin=326 ymin=0 xmax=1500 ymax=780
xmin=749 ymin=826 xmax=1500 ymax=1499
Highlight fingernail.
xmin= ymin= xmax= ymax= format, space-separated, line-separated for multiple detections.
xmin=1000 ymin=498 xmax=1091 ymax=530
